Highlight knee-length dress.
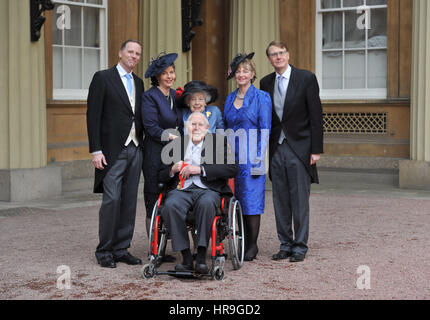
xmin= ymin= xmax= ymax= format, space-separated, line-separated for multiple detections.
xmin=224 ymin=84 xmax=272 ymax=215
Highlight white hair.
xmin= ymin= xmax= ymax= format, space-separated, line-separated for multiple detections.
xmin=185 ymin=111 xmax=210 ymax=135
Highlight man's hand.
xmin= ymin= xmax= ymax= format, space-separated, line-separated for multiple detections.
xmin=310 ymin=154 xmax=321 ymax=166
xmin=170 ymin=161 xmax=184 ymax=176
xmin=180 ymin=165 xmax=201 ymax=179
xmin=92 ymin=153 xmax=108 ymax=170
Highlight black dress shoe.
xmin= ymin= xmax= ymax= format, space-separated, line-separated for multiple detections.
xmin=272 ymin=250 xmax=293 ymax=261
xmin=175 ymin=263 xmax=194 ymax=272
xmin=114 ymin=253 xmax=142 ymax=265
xmin=161 ymin=254 xmax=176 ymax=263
xmin=97 ymin=256 xmax=117 ymax=268
xmin=195 ymin=263 xmax=209 ymax=274
xmin=289 ymin=254 xmax=305 ymax=262
xmin=244 ymin=245 xmax=258 ymax=261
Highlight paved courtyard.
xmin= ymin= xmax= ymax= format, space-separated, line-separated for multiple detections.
xmin=1 ymin=184 xmax=430 ymax=300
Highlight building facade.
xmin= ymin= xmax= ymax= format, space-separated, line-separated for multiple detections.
xmin=1 ymin=0 xmax=429 ymax=201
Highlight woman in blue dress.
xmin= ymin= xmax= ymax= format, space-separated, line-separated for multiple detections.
xmin=177 ymin=80 xmax=225 ymax=133
xmin=224 ymin=53 xmax=272 ymax=261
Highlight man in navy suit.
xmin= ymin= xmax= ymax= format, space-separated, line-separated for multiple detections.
xmin=87 ymin=40 xmax=145 ymax=268
xmin=260 ymin=41 xmax=323 ymax=263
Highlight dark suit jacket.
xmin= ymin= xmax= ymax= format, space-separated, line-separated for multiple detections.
xmin=141 ymin=86 xmax=184 ymax=193
xmin=86 ymin=66 xmax=144 ymax=193
xmin=158 ymin=134 xmax=238 ymax=196
xmin=260 ymin=66 xmax=323 ymax=183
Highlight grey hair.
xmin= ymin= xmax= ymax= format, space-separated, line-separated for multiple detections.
xmin=186 ymin=91 xmax=211 ymax=106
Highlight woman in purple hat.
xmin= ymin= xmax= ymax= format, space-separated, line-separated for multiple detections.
xmin=224 ymin=53 xmax=272 ymax=261
xmin=141 ymin=52 xmax=183 ymax=236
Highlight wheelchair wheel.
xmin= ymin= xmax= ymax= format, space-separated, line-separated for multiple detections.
xmin=212 ymin=266 xmax=225 ymax=281
xmin=141 ymin=263 xmax=155 ymax=279
xmin=148 ymin=199 xmax=167 ymax=261
xmin=227 ymin=198 xmax=245 ymax=270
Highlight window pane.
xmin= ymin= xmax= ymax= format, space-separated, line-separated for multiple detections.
xmin=323 ymin=12 xmax=342 ymax=49
xmin=323 ymin=52 xmax=342 ymax=89
xmin=322 ymin=0 xmax=341 ymax=8
xmin=64 ymin=48 xmax=82 ymax=89
xmin=53 ymin=47 xmax=63 ymax=89
xmin=84 ymin=7 xmax=100 ymax=47
xmin=87 ymin=0 xmax=103 ymax=4
xmin=368 ymin=8 xmax=387 ymax=47
xmin=345 ymin=10 xmax=365 ymax=48
xmin=368 ymin=50 xmax=386 ymax=88
xmin=52 ymin=4 xmax=63 ymax=45
xmin=345 ymin=51 xmax=365 ymax=89
xmin=343 ymin=0 xmax=364 ymax=7
xmin=366 ymin=0 xmax=387 ymax=5
xmin=83 ymin=49 xmax=100 ymax=89
xmin=65 ymin=5 xmax=82 ymax=46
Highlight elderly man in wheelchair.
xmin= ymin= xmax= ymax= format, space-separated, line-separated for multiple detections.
xmin=142 ymin=112 xmax=244 ymax=280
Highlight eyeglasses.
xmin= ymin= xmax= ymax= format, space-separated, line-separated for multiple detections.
xmin=268 ymin=50 xmax=287 ymax=58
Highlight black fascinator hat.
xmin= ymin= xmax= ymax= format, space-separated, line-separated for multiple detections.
xmin=226 ymin=52 xmax=255 ymax=80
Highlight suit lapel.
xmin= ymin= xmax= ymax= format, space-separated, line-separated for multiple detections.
xmin=108 ymin=67 xmax=133 ymax=113
xmin=266 ymin=73 xmax=280 ymax=123
xmin=282 ymin=67 xmax=298 ymax=122
xmin=133 ymin=73 xmax=142 ymax=106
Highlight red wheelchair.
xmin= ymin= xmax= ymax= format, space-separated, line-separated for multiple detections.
xmin=141 ymin=180 xmax=244 ymax=280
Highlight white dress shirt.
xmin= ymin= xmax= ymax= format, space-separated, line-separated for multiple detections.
xmin=116 ymin=63 xmax=139 ymax=148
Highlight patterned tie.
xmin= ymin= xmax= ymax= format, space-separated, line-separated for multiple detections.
xmin=125 ymin=73 xmax=133 ymax=96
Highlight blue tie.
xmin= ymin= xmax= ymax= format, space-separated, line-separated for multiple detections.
xmin=125 ymin=74 xmax=133 ymax=96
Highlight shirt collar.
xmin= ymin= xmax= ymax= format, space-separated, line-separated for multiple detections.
xmin=116 ymin=63 xmax=133 ymax=78
xmin=277 ymin=64 xmax=291 ymax=80
xmin=188 ymin=138 xmax=204 ymax=150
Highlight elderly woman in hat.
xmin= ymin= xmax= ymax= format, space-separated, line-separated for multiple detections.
xmin=177 ymin=80 xmax=225 ymax=133
xmin=224 ymin=53 xmax=272 ymax=262
xmin=141 ymin=52 xmax=183 ymax=237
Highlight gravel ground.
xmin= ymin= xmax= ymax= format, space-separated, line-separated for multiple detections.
xmin=1 ymin=191 xmax=430 ymax=300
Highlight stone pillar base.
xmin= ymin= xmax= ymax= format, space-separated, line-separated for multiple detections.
xmin=0 ymin=166 xmax=62 ymax=202
xmin=399 ymin=160 xmax=430 ymax=190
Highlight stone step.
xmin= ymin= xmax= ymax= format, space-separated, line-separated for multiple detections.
xmin=63 ymin=177 xmax=145 ymax=193
xmin=318 ymin=167 xmax=398 ymax=187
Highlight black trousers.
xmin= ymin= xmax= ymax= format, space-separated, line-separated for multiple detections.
xmin=95 ymin=143 xmax=143 ymax=260
xmin=161 ymin=184 xmax=220 ymax=252
xmin=271 ymin=141 xmax=311 ymax=256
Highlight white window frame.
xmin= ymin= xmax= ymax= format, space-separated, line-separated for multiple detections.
xmin=52 ymin=0 xmax=108 ymax=101
xmin=315 ymin=0 xmax=388 ymax=100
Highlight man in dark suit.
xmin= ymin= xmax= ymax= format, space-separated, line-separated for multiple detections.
xmin=158 ymin=112 xmax=238 ymax=274
xmin=260 ymin=41 xmax=323 ymax=263
xmin=87 ymin=40 xmax=145 ymax=268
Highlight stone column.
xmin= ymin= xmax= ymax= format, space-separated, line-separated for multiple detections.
xmin=228 ymin=0 xmax=280 ymax=93
xmin=399 ymin=0 xmax=430 ymax=189
xmin=138 ymin=0 xmax=192 ymax=89
xmin=0 ymin=0 xmax=61 ymax=201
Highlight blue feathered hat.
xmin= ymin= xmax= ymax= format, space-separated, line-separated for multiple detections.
xmin=144 ymin=52 xmax=178 ymax=78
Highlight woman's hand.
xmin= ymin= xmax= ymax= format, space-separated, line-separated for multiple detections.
xmin=168 ymin=133 xmax=179 ymax=141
